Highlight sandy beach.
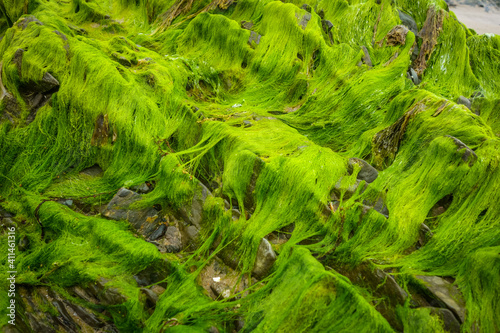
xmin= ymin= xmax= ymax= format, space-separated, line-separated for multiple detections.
xmin=451 ymin=4 xmax=500 ymax=35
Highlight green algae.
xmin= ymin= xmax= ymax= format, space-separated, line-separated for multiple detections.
xmin=1 ymin=0 xmax=500 ymax=332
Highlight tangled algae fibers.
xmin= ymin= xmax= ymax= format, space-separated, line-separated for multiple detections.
xmin=1 ymin=0 xmax=500 ymax=332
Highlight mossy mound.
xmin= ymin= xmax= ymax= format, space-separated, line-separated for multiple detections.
xmin=1 ymin=0 xmax=500 ymax=332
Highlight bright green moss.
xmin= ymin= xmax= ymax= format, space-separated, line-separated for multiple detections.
xmin=1 ymin=0 xmax=500 ymax=332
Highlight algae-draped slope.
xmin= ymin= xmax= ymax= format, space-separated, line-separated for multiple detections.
xmin=1 ymin=0 xmax=500 ymax=332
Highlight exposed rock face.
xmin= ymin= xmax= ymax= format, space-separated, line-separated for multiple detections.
xmin=179 ymin=182 xmax=212 ymax=229
xmin=416 ymin=275 xmax=466 ymax=323
xmin=348 ymin=158 xmax=379 ymax=183
xmin=252 ymin=238 xmax=277 ymax=278
xmin=102 ymin=188 xmax=160 ymax=231
xmin=2 ymin=0 xmax=500 ymax=332
xmin=14 ymin=285 xmax=119 ymax=332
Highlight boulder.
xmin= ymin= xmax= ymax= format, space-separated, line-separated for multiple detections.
xmin=427 ymin=307 xmax=461 ymax=333
xmin=398 ymin=10 xmax=418 ymax=36
xmin=241 ymin=20 xmax=253 ymax=30
xmin=85 ymin=278 xmax=127 ymax=305
xmin=161 ymin=226 xmax=183 ymax=253
xmin=338 ymin=262 xmax=407 ymax=330
xmin=248 ymin=31 xmax=262 ymax=46
xmin=445 ymin=135 xmax=477 ymax=166
xmin=101 ymin=188 xmax=160 ymax=232
xmin=130 ymin=182 xmax=150 ymax=193
xmin=298 ymin=12 xmax=312 ymax=30
xmin=348 ymin=158 xmax=379 ymax=183
xmin=133 ymin=260 xmax=170 ymax=288
xmin=456 ymin=96 xmax=471 ymax=110
xmin=179 ymin=182 xmax=212 ymax=228
xmin=16 ymin=15 xmax=43 ymax=30
xmin=415 ymin=275 xmax=466 ymax=323
xmin=361 ymin=46 xmax=373 ymax=68
xmin=321 ymin=20 xmax=333 ymax=33
xmin=408 ymin=68 xmax=420 ymax=85
xmin=300 ymin=4 xmax=312 ymax=13
xmin=252 ymin=238 xmax=276 ymax=278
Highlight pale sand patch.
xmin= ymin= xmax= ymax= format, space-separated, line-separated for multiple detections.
xmin=451 ymin=4 xmax=500 ymax=35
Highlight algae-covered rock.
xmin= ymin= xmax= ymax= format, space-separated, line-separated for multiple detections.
xmin=252 ymin=238 xmax=276 ymax=278
xmin=416 ymin=275 xmax=466 ymax=323
xmin=2 ymin=0 xmax=500 ymax=332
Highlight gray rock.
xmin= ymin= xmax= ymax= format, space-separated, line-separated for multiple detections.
xmin=339 ymin=262 xmax=407 ymax=330
xmin=418 ymin=223 xmax=434 ymax=248
xmin=408 ymin=68 xmax=420 ymax=85
xmin=427 ymin=307 xmax=461 ymax=333
xmin=16 ymin=15 xmax=43 ymax=30
xmin=398 ymin=10 xmax=418 ymax=36
xmin=163 ymin=226 xmax=182 ymax=253
xmin=85 ymin=278 xmax=127 ymax=305
xmin=332 ymin=178 xmax=364 ymax=200
xmin=252 ymin=238 xmax=276 ymax=278
xmin=130 ymin=182 xmax=149 ymax=193
xmin=2 ymin=217 xmax=17 ymax=228
xmin=186 ymin=225 xmax=199 ymax=242
xmin=149 ymin=224 xmax=167 ymax=241
xmin=372 ymin=197 xmax=389 ymax=217
xmin=133 ymin=260 xmax=169 ymax=288
xmin=53 ymin=30 xmax=68 ymax=41
xmin=210 ymin=282 xmax=231 ymax=299
xmin=12 ymin=48 xmax=24 ymax=74
xmin=322 ymin=20 xmax=334 ymax=34
xmin=140 ymin=288 xmax=159 ymax=308
xmin=179 ymin=182 xmax=212 ymax=228
xmin=348 ymin=158 xmax=379 ymax=183
xmin=66 ymin=303 xmax=104 ymax=329
xmin=301 ymin=4 xmax=312 ymax=12
xmin=361 ymin=46 xmax=373 ymax=68
xmin=36 ymin=72 xmax=60 ymax=93
xmin=415 ymin=275 xmax=466 ymax=323
xmin=457 ymin=96 xmax=471 ymax=110
xmin=445 ymin=135 xmax=477 ymax=166
xmin=248 ymin=31 xmax=261 ymax=45
xmin=298 ymin=12 xmax=312 ymax=30
xmin=208 ymin=326 xmax=220 ymax=333
xmin=241 ymin=20 xmax=253 ymax=30
xmin=80 ymin=164 xmax=104 ymax=177
xmin=102 ymin=188 xmax=160 ymax=232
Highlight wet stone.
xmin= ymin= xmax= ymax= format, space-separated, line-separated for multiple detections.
xmin=180 ymin=182 xmax=212 ymax=228
xmin=163 ymin=226 xmax=182 ymax=253
xmin=456 ymin=96 xmax=471 ymax=110
xmin=408 ymin=68 xmax=420 ymax=85
xmin=445 ymin=135 xmax=477 ymax=166
xmin=361 ymin=46 xmax=373 ymax=68
xmin=140 ymin=288 xmax=159 ymax=308
xmin=427 ymin=307 xmax=461 ymax=333
xmin=16 ymin=15 xmax=43 ymax=30
xmin=252 ymin=238 xmax=276 ymax=278
xmin=415 ymin=275 xmax=466 ymax=323
xmin=398 ymin=10 xmax=419 ymax=36
xmin=301 ymin=4 xmax=312 ymax=12
xmin=241 ymin=20 xmax=254 ymax=30
xmin=322 ymin=20 xmax=334 ymax=33
xmin=102 ymin=188 xmax=160 ymax=232
xmin=348 ymin=158 xmax=379 ymax=183
xmin=248 ymin=31 xmax=262 ymax=45
xmin=149 ymin=224 xmax=167 ymax=241
xmin=298 ymin=12 xmax=312 ymax=30
xmin=130 ymin=182 xmax=150 ymax=193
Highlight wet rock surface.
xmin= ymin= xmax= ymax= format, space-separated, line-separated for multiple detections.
xmin=2 ymin=0 xmax=500 ymax=332
xmin=415 ymin=275 xmax=466 ymax=323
